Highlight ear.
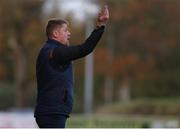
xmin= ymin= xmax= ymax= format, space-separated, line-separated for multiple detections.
xmin=52 ymin=30 xmax=58 ymax=38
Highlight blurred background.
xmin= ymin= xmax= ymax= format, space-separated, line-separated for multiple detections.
xmin=0 ymin=0 xmax=180 ymax=128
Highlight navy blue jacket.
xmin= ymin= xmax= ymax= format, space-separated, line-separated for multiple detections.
xmin=34 ymin=26 xmax=105 ymax=117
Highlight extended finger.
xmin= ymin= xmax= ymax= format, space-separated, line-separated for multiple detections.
xmin=104 ymin=5 xmax=109 ymax=17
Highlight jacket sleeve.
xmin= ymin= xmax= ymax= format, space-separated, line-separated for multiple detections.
xmin=52 ymin=26 xmax=105 ymax=64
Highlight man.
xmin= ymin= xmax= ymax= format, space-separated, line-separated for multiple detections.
xmin=34 ymin=5 xmax=109 ymax=128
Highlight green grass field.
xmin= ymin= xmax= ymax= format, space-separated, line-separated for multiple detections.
xmin=66 ymin=114 xmax=180 ymax=128
xmin=67 ymin=98 xmax=180 ymax=127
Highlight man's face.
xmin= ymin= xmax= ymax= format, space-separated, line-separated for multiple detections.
xmin=53 ymin=23 xmax=71 ymax=45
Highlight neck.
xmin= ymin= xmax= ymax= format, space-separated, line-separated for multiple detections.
xmin=50 ymin=37 xmax=67 ymax=45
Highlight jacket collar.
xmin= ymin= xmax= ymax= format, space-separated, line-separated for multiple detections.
xmin=47 ymin=38 xmax=67 ymax=47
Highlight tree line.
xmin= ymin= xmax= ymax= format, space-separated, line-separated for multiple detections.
xmin=0 ymin=0 xmax=179 ymax=112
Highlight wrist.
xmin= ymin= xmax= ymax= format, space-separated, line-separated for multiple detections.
xmin=97 ymin=22 xmax=106 ymax=28
xmin=97 ymin=25 xmax=105 ymax=29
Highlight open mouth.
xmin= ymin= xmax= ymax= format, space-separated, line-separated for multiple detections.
xmin=67 ymin=37 xmax=70 ymax=41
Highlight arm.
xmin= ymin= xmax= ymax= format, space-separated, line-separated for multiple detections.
xmin=52 ymin=5 xmax=109 ymax=64
xmin=52 ymin=26 xmax=105 ymax=64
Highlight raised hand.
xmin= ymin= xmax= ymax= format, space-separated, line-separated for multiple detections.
xmin=97 ymin=5 xmax=109 ymax=26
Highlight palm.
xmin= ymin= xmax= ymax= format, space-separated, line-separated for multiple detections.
xmin=98 ymin=5 xmax=109 ymax=23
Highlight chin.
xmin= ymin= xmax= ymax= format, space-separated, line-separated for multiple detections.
xmin=66 ymin=41 xmax=70 ymax=46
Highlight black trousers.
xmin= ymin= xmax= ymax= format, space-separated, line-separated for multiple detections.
xmin=35 ymin=115 xmax=67 ymax=128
